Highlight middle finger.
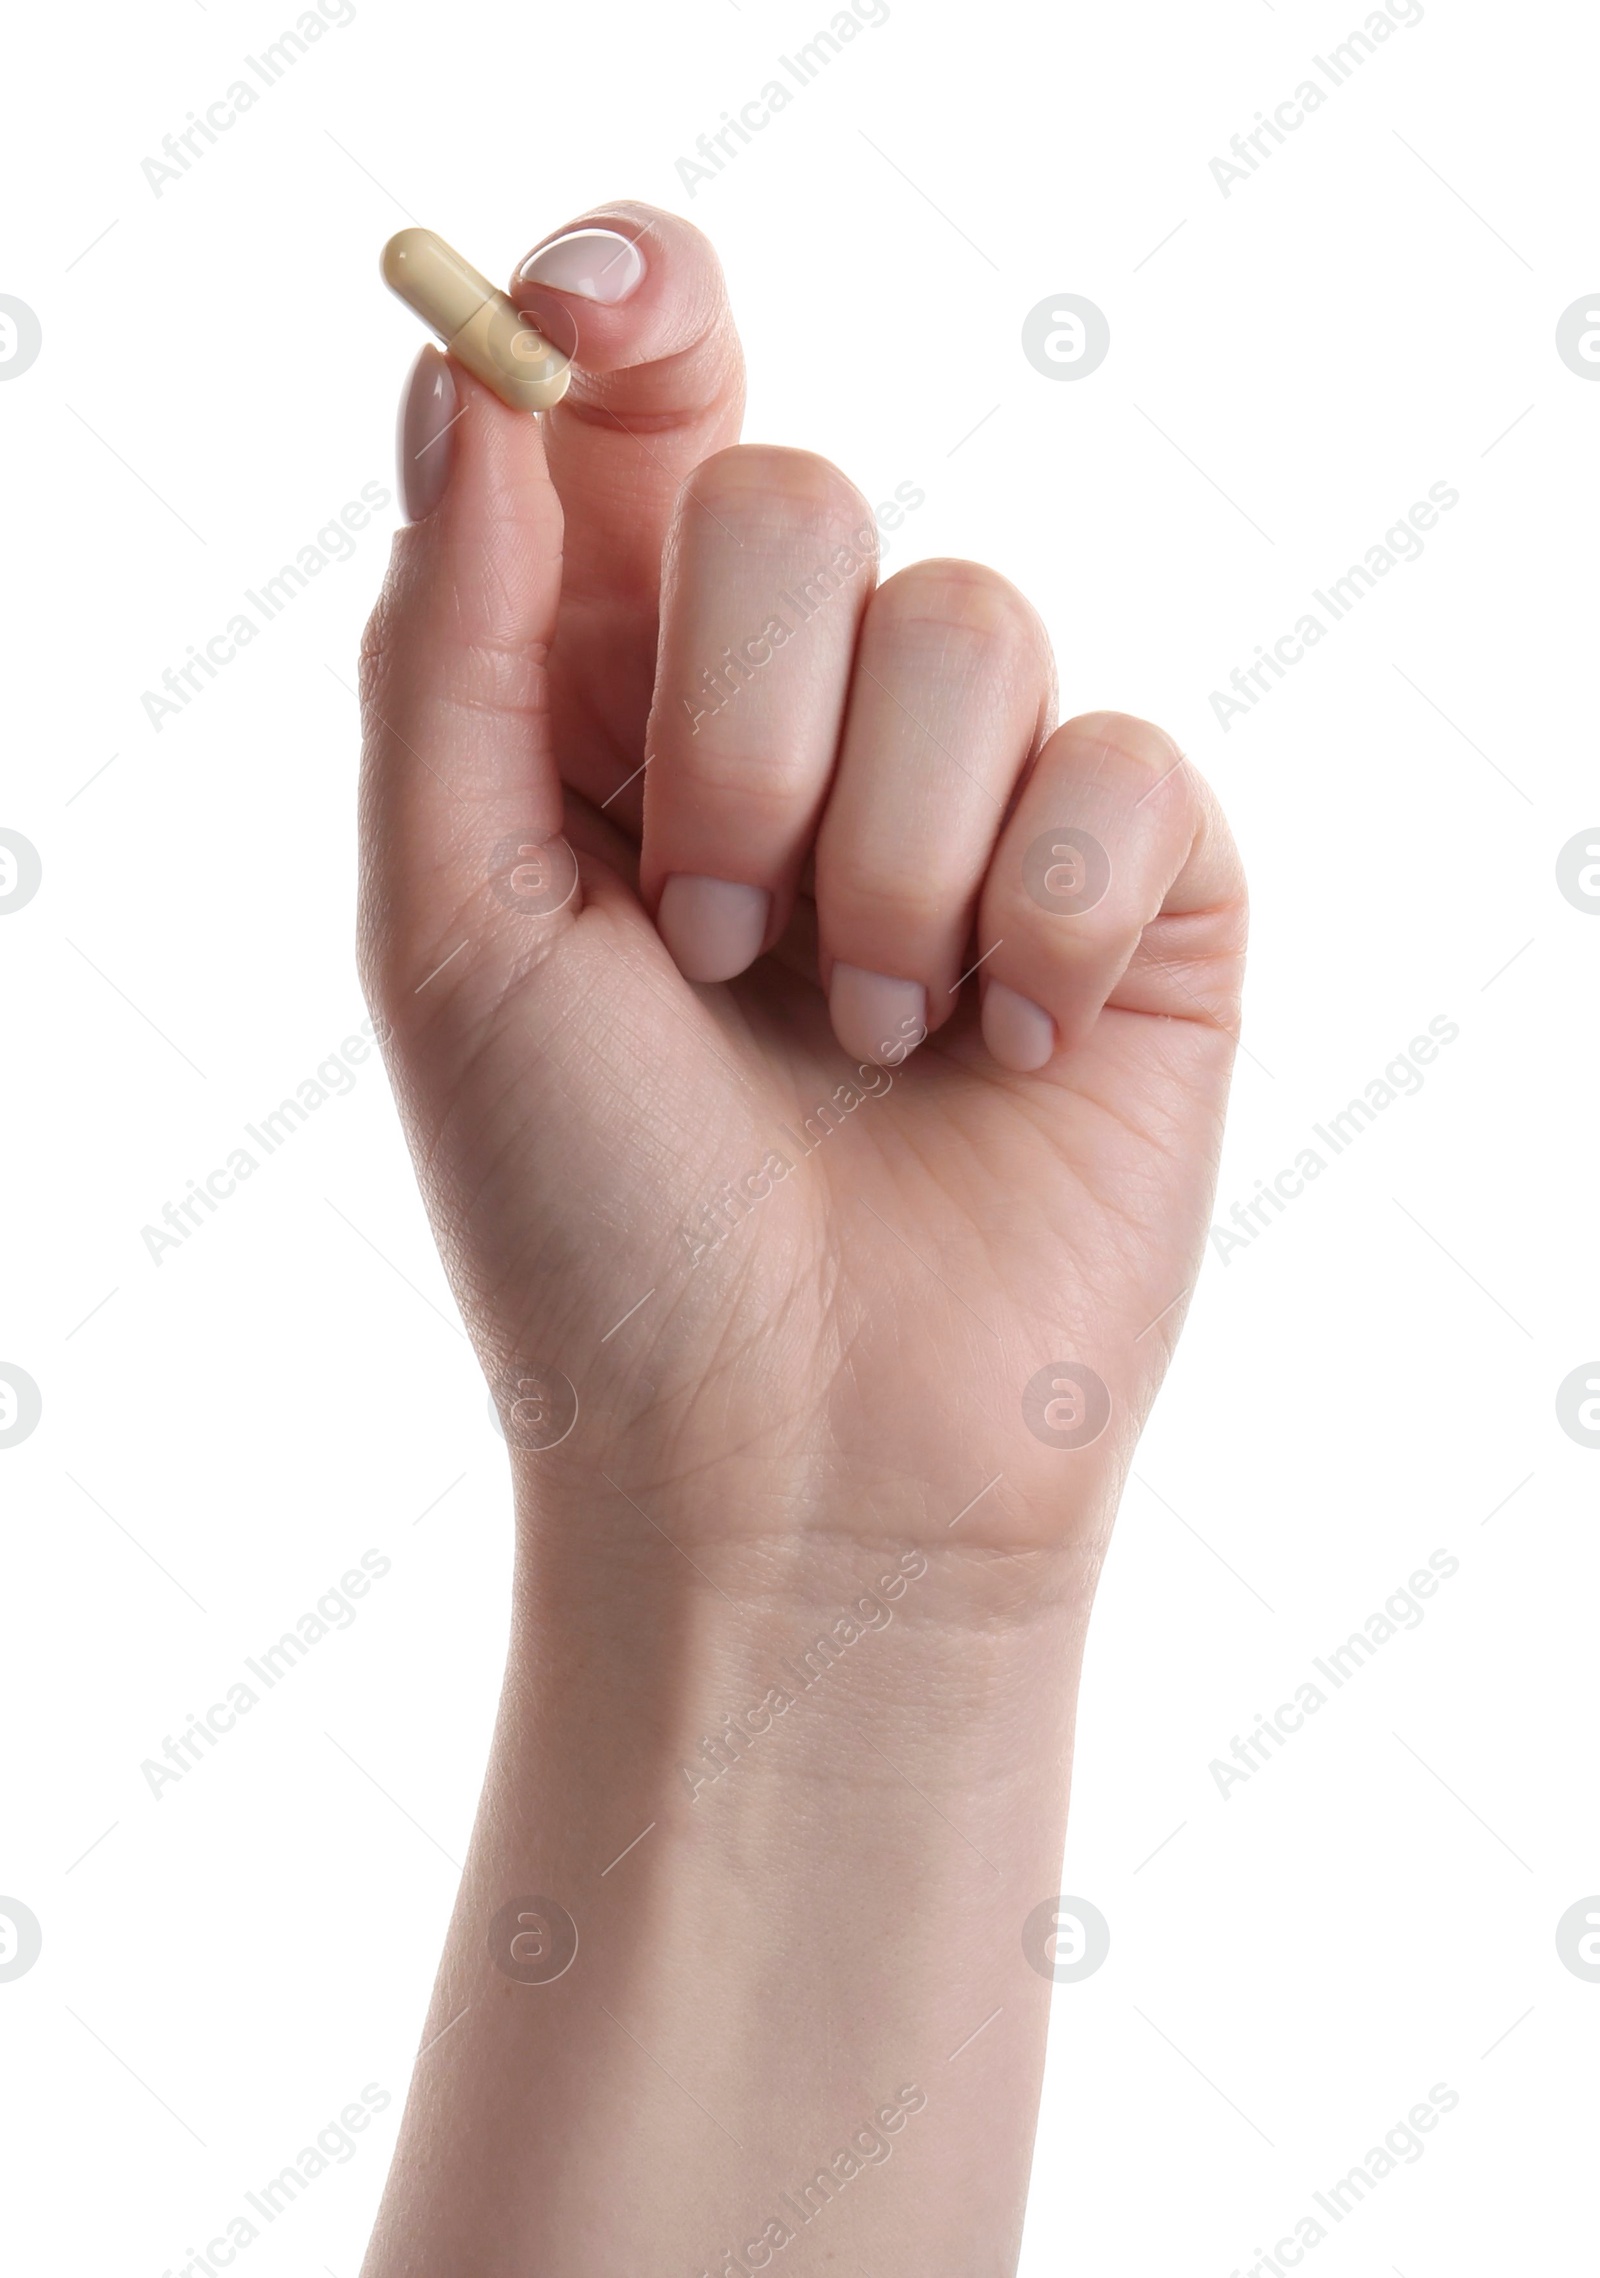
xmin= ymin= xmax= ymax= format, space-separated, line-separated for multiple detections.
xmin=641 ymin=444 xmax=878 ymax=982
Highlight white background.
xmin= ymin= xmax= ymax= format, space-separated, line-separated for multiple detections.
xmin=2 ymin=1 xmax=1595 ymax=2272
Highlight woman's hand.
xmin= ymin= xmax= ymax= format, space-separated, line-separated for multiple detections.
xmin=360 ymin=201 xmax=1247 ymax=1561
xmin=357 ymin=203 xmax=1246 ymax=2278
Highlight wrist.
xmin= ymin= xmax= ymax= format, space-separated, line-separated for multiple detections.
xmin=499 ymin=1493 xmax=1097 ymax=1937
xmin=507 ymin=1476 xmax=1100 ymax=1741
xmin=469 ymin=1502 xmax=1091 ymax=2271
xmin=368 ymin=1479 xmax=1104 ymax=2276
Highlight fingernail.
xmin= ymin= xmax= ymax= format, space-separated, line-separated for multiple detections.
xmin=829 ymin=967 xmax=927 ymax=1067
xmin=658 ymin=876 xmax=769 ymax=983
xmin=397 ymin=343 xmax=459 ymax=522
xmin=982 ymin=982 xmax=1055 ymax=1073
xmin=517 ymin=228 xmax=646 ymax=304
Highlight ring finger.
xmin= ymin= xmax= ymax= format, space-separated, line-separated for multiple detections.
xmin=815 ymin=560 xmax=1054 ymax=1063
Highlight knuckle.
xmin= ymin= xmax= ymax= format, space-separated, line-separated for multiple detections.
xmin=436 ymin=634 xmax=551 ymax=726
xmin=870 ymin=559 xmax=1044 ymax=663
xmin=1050 ymin=710 xmax=1185 ymax=791
xmin=355 ymin=940 xmax=392 ymax=1034
xmin=994 ymin=835 xmax=1133 ymax=962
xmin=358 ymin=586 xmax=396 ymax=704
xmin=667 ymin=745 xmax=819 ymax=810
xmin=823 ymin=849 xmax=969 ymax=929
xmin=681 ymin=445 xmax=872 ymax=541
xmin=354 ymin=919 xmax=406 ymax=1042
xmin=1021 ymin=907 xmax=1143 ymax=993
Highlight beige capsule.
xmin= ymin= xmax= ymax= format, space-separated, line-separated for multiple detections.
xmin=381 ymin=227 xmax=571 ymax=414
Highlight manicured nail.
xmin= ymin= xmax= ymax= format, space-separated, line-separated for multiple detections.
xmin=982 ymin=981 xmax=1055 ymax=1072
xmin=397 ymin=343 xmax=459 ymax=522
xmin=658 ymin=876 xmax=769 ymax=983
xmin=829 ymin=967 xmax=927 ymax=1067
xmin=518 ymin=228 xmax=646 ymax=304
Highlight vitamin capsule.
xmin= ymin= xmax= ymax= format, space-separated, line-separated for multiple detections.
xmin=381 ymin=228 xmax=571 ymax=413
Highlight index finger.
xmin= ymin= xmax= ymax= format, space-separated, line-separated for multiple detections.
xmin=511 ymin=202 xmax=747 ymax=615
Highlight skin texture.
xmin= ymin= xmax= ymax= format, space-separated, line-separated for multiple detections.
xmin=356 ymin=202 xmax=1247 ymax=2276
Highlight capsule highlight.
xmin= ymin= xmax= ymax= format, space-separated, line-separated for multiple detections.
xmin=381 ymin=228 xmax=570 ymax=414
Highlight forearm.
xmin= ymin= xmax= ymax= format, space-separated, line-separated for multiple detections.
xmin=360 ymin=1495 xmax=1101 ymax=2277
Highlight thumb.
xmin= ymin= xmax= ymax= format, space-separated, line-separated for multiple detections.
xmin=359 ymin=347 xmax=573 ymax=1022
